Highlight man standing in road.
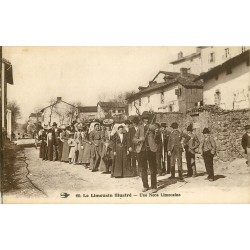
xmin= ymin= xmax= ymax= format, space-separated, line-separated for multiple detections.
xmin=52 ymin=122 xmax=59 ymax=161
xmin=241 ymin=124 xmax=250 ymax=167
xmin=89 ymin=122 xmax=102 ymax=172
xmin=127 ymin=117 xmax=140 ymax=176
xmin=133 ymin=111 xmax=161 ymax=193
xmin=167 ymin=122 xmax=189 ymax=181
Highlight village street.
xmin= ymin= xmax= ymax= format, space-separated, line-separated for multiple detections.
xmin=3 ymin=139 xmax=250 ymax=204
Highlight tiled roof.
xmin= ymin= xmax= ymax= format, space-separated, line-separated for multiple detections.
xmin=78 ymin=106 xmax=97 ymax=113
xmin=126 ymin=71 xmax=203 ymax=100
xmin=98 ymin=102 xmax=126 ymax=108
xmin=29 ymin=112 xmax=42 ymax=117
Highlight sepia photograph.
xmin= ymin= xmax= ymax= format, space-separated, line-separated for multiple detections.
xmin=1 ymin=46 xmax=250 ymax=204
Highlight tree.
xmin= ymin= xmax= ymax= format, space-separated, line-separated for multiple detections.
xmin=7 ymin=101 xmax=21 ymax=131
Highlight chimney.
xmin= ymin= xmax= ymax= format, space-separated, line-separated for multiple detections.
xmin=180 ymin=68 xmax=188 ymax=76
xmin=57 ymin=97 xmax=62 ymax=102
xmin=178 ymin=51 xmax=183 ymax=60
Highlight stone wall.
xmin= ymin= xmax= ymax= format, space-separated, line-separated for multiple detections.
xmin=156 ymin=109 xmax=250 ymax=162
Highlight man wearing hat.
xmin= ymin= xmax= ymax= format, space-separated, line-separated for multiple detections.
xmin=183 ymin=124 xmax=200 ymax=177
xmin=127 ymin=116 xmax=140 ymax=176
xmin=241 ymin=125 xmax=250 ymax=167
xmin=167 ymin=122 xmax=189 ymax=181
xmin=52 ymin=122 xmax=59 ymax=161
xmin=89 ymin=122 xmax=102 ymax=171
xmin=159 ymin=122 xmax=171 ymax=175
xmin=200 ymin=128 xmax=216 ymax=181
xmin=133 ymin=111 xmax=161 ymax=193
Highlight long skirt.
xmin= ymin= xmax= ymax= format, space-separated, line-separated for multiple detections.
xmin=113 ymin=145 xmax=129 ymax=178
xmin=58 ymin=141 xmax=63 ymax=161
xmin=78 ymin=143 xmax=91 ymax=164
xmin=99 ymin=144 xmax=111 ymax=172
xmin=47 ymin=140 xmax=53 ymax=161
xmin=61 ymin=140 xmax=69 ymax=162
xmin=69 ymin=146 xmax=76 ymax=159
xmin=40 ymin=141 xmax=47 ymax=160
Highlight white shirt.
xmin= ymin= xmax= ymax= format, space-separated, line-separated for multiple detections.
xmin=118 ymin=133 xmax=123 ymax=143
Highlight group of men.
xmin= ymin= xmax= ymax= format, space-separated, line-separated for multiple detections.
xmin=129 ymin=111 xmax=217 ymax=193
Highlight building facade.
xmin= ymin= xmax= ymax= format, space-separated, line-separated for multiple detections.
xmin=170 ymin=46 xmax=250 ymax=75
xmin=78 ymin=106 xmax=97 ymax=121
xmin=197 ymin=50 xmax=250 ymax=110
xmin=40 ymin=97 xmax=78 ymax=126
xmin=1 ymin=55 xmax=14 ymax=143
xmin=29 ymin=112 xmax=42 ymax=125
xmin=127 ymin=69 xmax=203 ymax=116
xmin=97 ymin=102 xmax=127 ymax=119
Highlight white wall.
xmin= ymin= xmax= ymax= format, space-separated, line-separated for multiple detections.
xmin=173 ymin=56 xmax=202 ymax=75
xmin=203 ymin=61 xmax=250 ymax=110
xmin=128 ymin=84 xmax=179 ymax=116
xmin=42 ymin=101 xmax=77 ymax=126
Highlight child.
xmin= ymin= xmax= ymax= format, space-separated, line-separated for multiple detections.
xmin=68 ymin=133 xmax=76 ymax=164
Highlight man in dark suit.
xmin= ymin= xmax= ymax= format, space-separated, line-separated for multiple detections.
xmin=167 ymin=122 xmax=189 ymax=181
xmin=127 ymin=116 xmax=140 ymax=176
xmin=52 ymin=122 xmax=59 ymax=161
xmin=133 ymin=111 xmax=161 ymax=193
xmin=241 ymin=125 xmax=250 ymax=167
xmin=160 ymin=123 xmax=171 ymax=175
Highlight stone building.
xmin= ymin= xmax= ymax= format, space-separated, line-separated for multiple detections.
xmin=29 ymin=112 xmax=43 ymax=125
xmin=1 ymin=55 xmax=14 ymax=143
xmin=78 ymin=106 xmax=97 ymax=121
xmin=170 ymin=46 xmax=250 ymax=75
xmin=97 ymin=102 xmax=127 ymax=119
xmin=196 ymin=50 xmax=250 ymax=110
xmin=40 ymin=97 xmax=78 ymax=126
xmin=126 ymin=68 xmax=203 ymax=116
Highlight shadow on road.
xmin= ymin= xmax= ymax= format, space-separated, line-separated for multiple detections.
xmin=214 ymin=175 xmax=226 ymax=181
xmin=157 ymin=178 xmax=178 ymax=190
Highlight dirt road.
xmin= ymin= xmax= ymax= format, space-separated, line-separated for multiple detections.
xmin=3 ymin=145 xmax=250 ymax=204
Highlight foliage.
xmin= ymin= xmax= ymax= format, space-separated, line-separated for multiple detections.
xmin=7 ymin=101 xmax=21 ymax=130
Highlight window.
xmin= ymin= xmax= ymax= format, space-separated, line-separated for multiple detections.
xmin=139 ymin=98 xmax=141 ymax=106
xmin=160 ymin=92 xmax=164 ymax=104
xmin=214 ymin=90 xmax=221 ymax=106
xmin=225 ymin=48 xmax=230 ymax=58
xmin=148 ymin=96 xmax=150 ymax=103
xmin=210 ymin=53 xmax=215 ymax=62
xmin=112 ymin=109 xmax=116 ymax=113
xmin=242 ymin=46 xmax=246 ymax=53
xmin=169 ymin=105 xmax=173 ymax=112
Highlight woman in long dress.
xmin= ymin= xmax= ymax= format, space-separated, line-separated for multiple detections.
xmin=39 ymin=127 xmax=47 ymax=160
xmin=47 ymin=128 xmax=53 ymax=161
xmin=78 ymin=126 xmax=91 ymax=167
xmin=61 ymin=126 xmax=71 ymax=162
xmin=113 ymin=125 xmax=132 ymax=178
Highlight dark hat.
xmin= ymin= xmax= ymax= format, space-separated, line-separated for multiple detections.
xmin=142 ymin=111 xmax=151 ymax=119
xmin=187 ymin=124 xmax=193 ymax=132
xmin=118 ymin=125 xmax=124 ymax=130
xmin=202 ymin=128 xmax=210 ymax=134
xmin=124 ymin=120 xmax=131 ymax=125
xmin=245 ymin=125 xmax=250 ymax=130
xmin=171 ymin=122 xmax=178 ymax=129
xmin=160 ymin=122 xmax=167 ymax=127
xmin=132 ymin=116 xmax=140 ymax=124
xmin=52 ymin=122 xmax=57 ymax=126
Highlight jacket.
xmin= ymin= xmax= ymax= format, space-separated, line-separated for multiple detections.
xmin=167 ymin=130 xmax=189 ymax=152
xmin=200 ymin=136 xmax=216 ymax=155
xmin=183 ymin=133 xmax=200 ymax=154
xmin=242 ymin=133 xmax=250 ymax=154
xmin=133 ymin=124 xmax=160 ymax=153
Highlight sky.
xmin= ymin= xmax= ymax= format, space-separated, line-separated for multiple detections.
xmin=4 ymin=46 xmax=196 ymax=123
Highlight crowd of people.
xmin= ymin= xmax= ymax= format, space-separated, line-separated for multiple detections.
xmin=35 ymin=109 xmax=245 ymax=193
